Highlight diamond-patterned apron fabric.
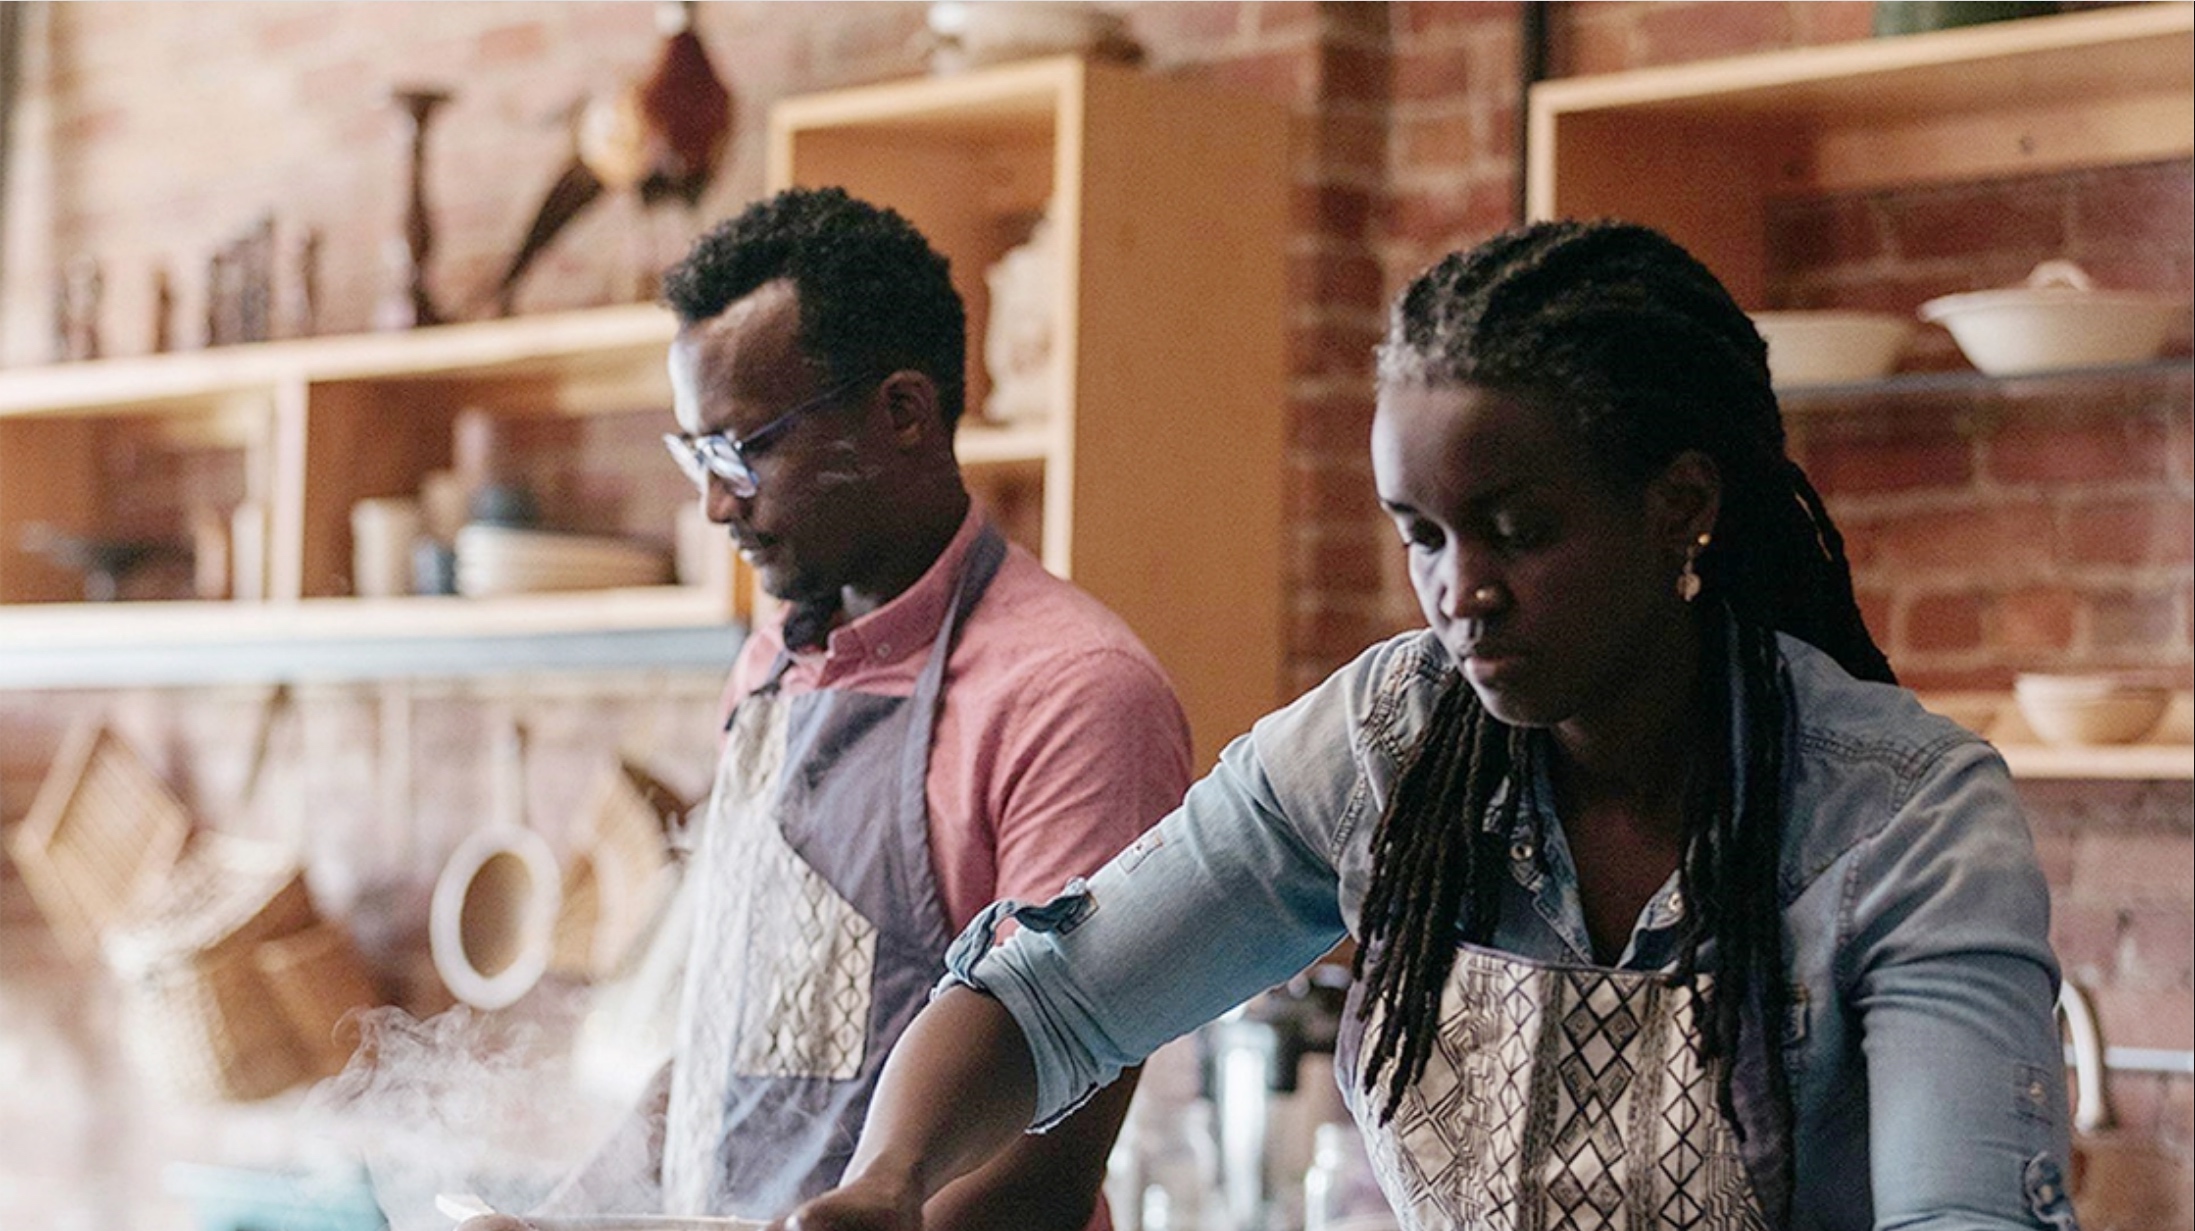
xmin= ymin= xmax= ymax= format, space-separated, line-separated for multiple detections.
xmin=661 ymin=526 xmax=1006 ymax=1220
xmin=1335 ymin=945 xmax=1768 ymax=1231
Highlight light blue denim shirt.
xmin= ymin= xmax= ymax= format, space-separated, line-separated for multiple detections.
xmin=948 ymin=629 xmax=2077 ymax=1230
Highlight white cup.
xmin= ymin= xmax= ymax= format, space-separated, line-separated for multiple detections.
xmin=351 ymin=497 xmax=422 ymax=598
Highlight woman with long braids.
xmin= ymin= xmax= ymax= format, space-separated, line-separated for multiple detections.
xmin=767 ymin=221 xmax=2075 ymax=1231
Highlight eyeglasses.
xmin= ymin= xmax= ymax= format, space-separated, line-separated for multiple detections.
xmin=663 ymin=375 xmax=872 ymax=499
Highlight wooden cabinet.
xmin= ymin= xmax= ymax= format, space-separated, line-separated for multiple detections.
xmin=768 ymin=56 xmax=1292 ymax=766
xmin=0 ymin=304 xmax=744 ymax=685
xmin=1527 ymin=2 xmax=2193 ymax=306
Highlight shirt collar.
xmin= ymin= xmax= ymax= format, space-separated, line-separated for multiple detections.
xmin=796 ymin=505 xmax=988 ymax=676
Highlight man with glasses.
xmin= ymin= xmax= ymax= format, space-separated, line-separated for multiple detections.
xmin=522 ymin=187 xmax=1191 ymax=1230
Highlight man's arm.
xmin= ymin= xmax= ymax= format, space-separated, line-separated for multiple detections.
xmin=777 ymin=985 xmax=1051 ymax=1231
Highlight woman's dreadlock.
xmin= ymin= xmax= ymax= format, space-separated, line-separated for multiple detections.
xmin=1349 ymin=221 xmax=1894 ymax=1136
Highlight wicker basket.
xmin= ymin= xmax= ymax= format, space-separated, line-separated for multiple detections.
xmin=550 ymin=761 xmax=679 ymax=981
xmin=7 ymin=722 xmax=193 ymax=961
xmin=105 ymin=833 xmax=321 ymax=1102
xmin=253 ymin=920 xmax=381 ymax=1079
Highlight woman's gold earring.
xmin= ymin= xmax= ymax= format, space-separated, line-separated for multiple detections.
xmin=1677 ymin=532 xmax=1710 ymax=603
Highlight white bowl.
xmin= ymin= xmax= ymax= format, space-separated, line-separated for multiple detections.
xmin=2012 ymin=673 xmax=2172 ymax=746
xmin=1920 ymin=261 xmax=2188 ymax=376
xmin=1750 ymin=311 xmax=1914 ymax=388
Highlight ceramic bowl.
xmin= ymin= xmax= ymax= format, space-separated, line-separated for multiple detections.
xmin=1750 ymin=311 xmax=1915 ymax=388
xmin=1920 ymin=261 xmax=2187 ymax=376
xmin=2012 ymin=673 xmax=2172 ymax=746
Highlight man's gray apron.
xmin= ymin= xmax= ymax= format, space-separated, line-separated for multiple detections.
xmin=662 ymin=526 xmax=1006 ymax=1219
xmin=1334 ymin=944 xmax=1770 ymax=1230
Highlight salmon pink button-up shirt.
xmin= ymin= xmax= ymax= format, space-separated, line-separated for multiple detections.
xmin=725 ymin=505 xmax=1194 ymax=936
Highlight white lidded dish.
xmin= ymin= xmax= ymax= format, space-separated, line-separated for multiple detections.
xmin=1749 ymin=311 xmax=1915 ymax=389
xmin=1919 ymin=261 xmax=2189 ymax=377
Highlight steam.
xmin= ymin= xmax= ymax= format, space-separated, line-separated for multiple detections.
xmin=304 ymin=1002 xmax=644 ymax=1230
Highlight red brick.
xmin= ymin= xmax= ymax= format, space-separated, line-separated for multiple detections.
xmin=2033 ymin=827 xmax=2078 ymax=890
xmin=1292 ymin=391 xmax=1378 ymax=453
xmin=2092 ymin=985 xmax=2195 ymax=1055
xmin=475 ymin=21 xmax=550 ymax=65
xmin=1303 ymin=524 xmax=1394 ymax=592
xmin=1394 ymin=47 xmax=1470 ymax=102
xmin=1997 ymin=586 xmax=2082 ymax=654
xmin=1289 ymin=318 xmax=1382 ymax=382
xmin=1289 ymin=249 xmax=1385 ymax=314
xmin=1551 ymin=11 xmax=1633 ymax=78
xmin=1988 ymin=415 xmax=2173 ymax=486
xmin=1191 ymin=50 xmax=1314 ymax=107
xmin=2074 ymin=833 xmax=2195 ymax=905
xmin=1311 ymin=112 xmax=1386 ymax=184
xmin=1845 ymin=504 xmax=2056 ymax=580
xmin=1318 ymin=41 xmax=1388 ymax=105
xmin=2062 ymin=498 xmax=2195 ymax=570
xmin=1400 ymin=1 xmax=1521 ymax=39
xmin=1287 ymin=453 xmax=1378 ymax=519
xmin=1302 ymin=180 xmax=1376 ymax=240
xmin=1791 ymin=2 xmax=1875 ymax=46
xmin=2121 ymin=906 xmax=2195 ymax=987
xmin=1768 ymin=196 xmax=1884 ymax=280
xmin=2090 ymin=589 xmax=2184 ymax=655
xmin=1396 ymin=111 xmax=1475 ymax=175
xmin=1636 ymin=3 xmax=1795 ymax=67
xmin=1886 ymin=181 xmax=2069 ymax=264
xmin=1255 ymin=1 xmax=1322 ymax=39
xmin=1903 ymin=591 xmax=1986 ymax=653
xmin=2050 ymin=900 xmax=2125 ymax=986
xmin=2166 ymin=1077 xmax=2193 ymax=1150
xmin=1800 ymin=427 xmax=1972 ymax=496
xmin=1130 ymin=2 xmax=1247 ymax=48
xmin=2072 ymin=162 xmax=2195 ymax=254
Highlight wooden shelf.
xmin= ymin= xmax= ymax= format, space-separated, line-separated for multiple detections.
xmin=1775 ymin=356 xmax=2193 ymax=409
xmin=0 ymin=303 xmax=678 ymax=419
xmin=1921 ymin=690 xmax=2194 ymax=780
xmin=1528 ymin=3 xmax=2194 ymax=305
xmin=0 ymin=305 xmax=754 ymax=678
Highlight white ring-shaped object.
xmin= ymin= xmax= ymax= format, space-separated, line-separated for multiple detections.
xmin=430 ymin=826 xmax=562 ymax=1010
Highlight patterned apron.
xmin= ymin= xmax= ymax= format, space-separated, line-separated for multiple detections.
xmin=1334 ymin=944 xmax=1770 ymax=1231
xmin=661 ymin=526 xmax=1006 ymax=1219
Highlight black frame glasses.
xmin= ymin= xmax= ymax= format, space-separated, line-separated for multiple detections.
xmin=663 ymin=374 xmax=873 ymax=499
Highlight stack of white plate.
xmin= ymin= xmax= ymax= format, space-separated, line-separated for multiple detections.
xmin=454 ymin=526 xmax=670 ymax=598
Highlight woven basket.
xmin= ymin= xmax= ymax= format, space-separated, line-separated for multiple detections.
xmin=253 ymin=919 xmax=381 ymax=1079
xmin=550 ymin=761 xmax=678 ymax=981
xmin=105 ymin=833 xmax=320 ymax=1102
xmin=7 ymin=722 xmax=192 ymax=961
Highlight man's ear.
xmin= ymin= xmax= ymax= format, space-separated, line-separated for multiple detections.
xmin=1648 ymin=449 xmax=1722 ymax=551
xmin=878 ymin=370 xmax=941 ymax=447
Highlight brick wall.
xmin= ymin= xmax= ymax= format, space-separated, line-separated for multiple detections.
xmin=2 ymin=2 xmax=2189 ymax=1226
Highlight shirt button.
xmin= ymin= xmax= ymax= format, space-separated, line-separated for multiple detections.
xmin=874 ymin=641 xmax=893 ymax=659
xmin=1666 ymin=891 xmax=1685 ymax=917
xmin=1510 ymin=840 xmax=1535 ymax=863
xmin=2027 ymin=1079 xmax=2046 ymax=1102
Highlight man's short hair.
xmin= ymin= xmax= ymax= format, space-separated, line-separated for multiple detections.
xmin=663 ymin=186 xmax=968 ymax=425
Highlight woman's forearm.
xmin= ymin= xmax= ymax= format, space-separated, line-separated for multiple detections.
xmin=838 ymin=985 xmax=1042 ymax=1208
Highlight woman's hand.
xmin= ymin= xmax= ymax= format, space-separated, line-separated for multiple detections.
xmin=772 ymin=1171 xmax=924 ymax=1231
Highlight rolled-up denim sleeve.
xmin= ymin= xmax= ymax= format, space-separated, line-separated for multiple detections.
xmin=944 ymin=727 xmax=1351 ymax=1129
xmin=1844 ymin=741 xmax=2076 ymax=1228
